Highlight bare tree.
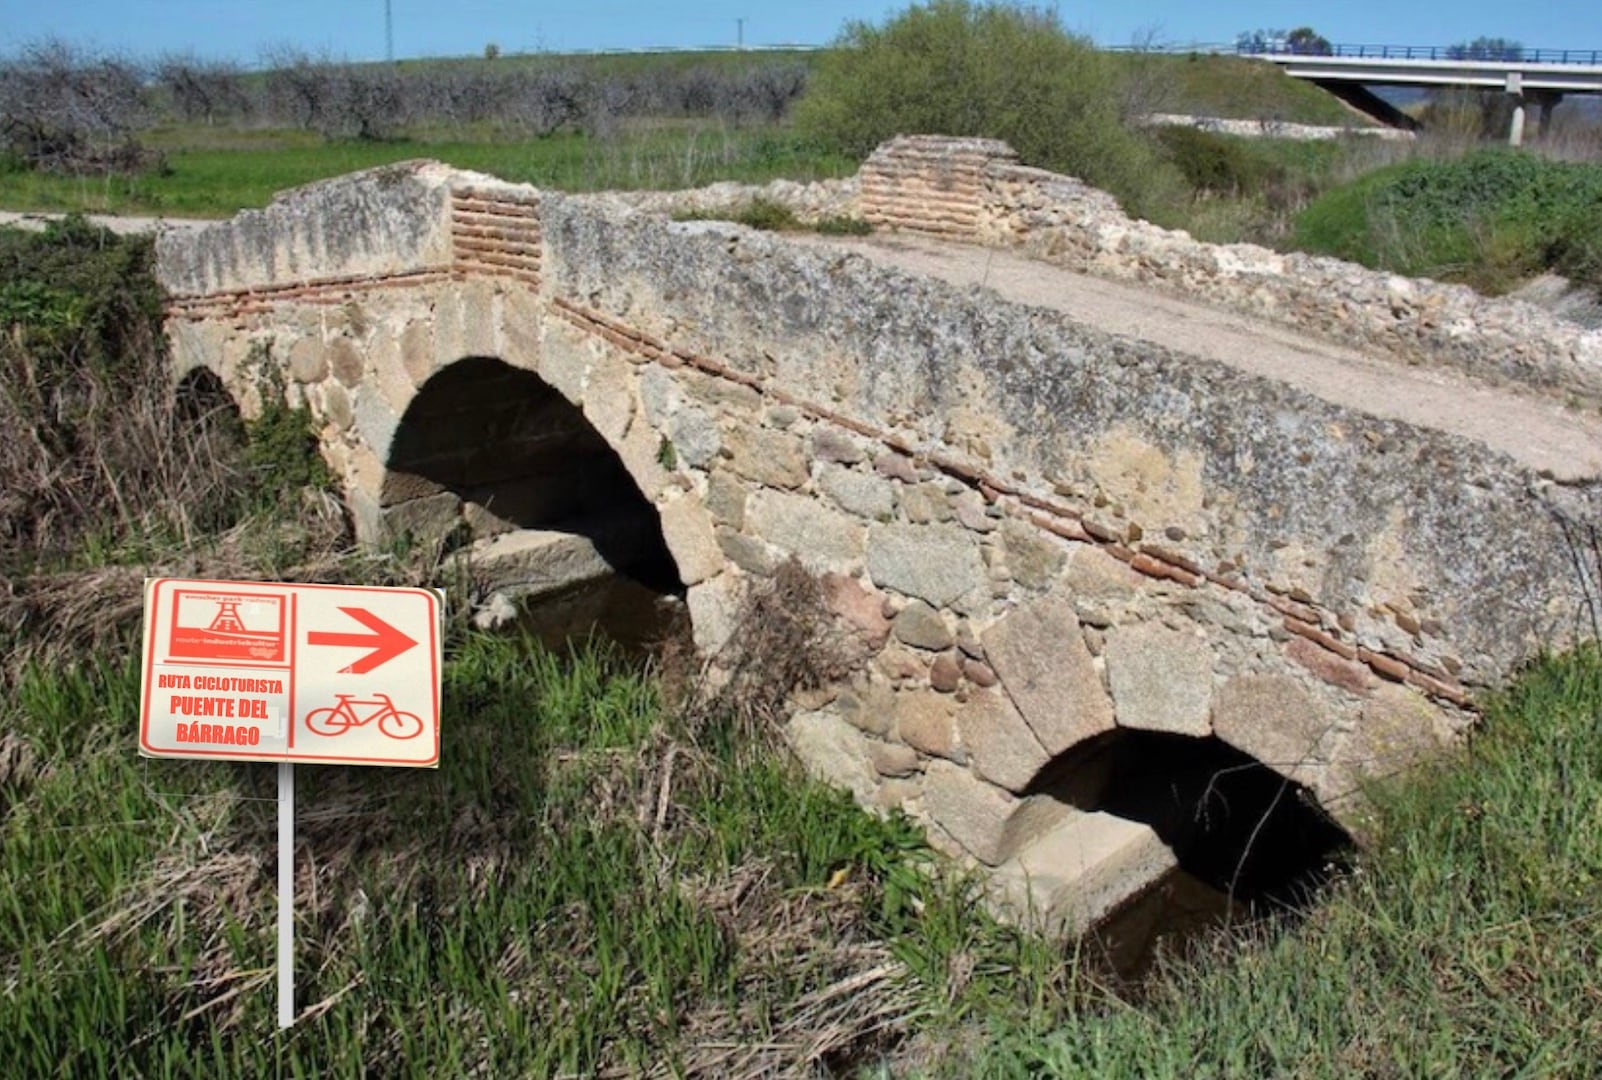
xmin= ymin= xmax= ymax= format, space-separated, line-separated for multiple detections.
xmin=156 ymin=53 xmax=251 ymax=125
xmin=741 ymin=63 xmax=808 ymax=124
xmin=0 ymin=40 xmax=151 ymax=174
xmin=505 ymin=68 xmax=587 ymax=136
xmin=1115 ymin=24 xmax=1180 ymax=123
xmin=319 ymin=65 xmax=409 ymax=140
xmin=260 ymin=46 xmax=339 ymax=130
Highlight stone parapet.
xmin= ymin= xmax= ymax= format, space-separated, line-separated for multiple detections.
xmin=858 ymin=135 xmax=1602 ymax=409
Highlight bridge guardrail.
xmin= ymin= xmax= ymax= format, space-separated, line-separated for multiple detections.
xmin=1238 ymin=42 xmax=1602 ymax=66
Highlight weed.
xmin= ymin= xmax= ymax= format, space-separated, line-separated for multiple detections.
xmin=728 ymin=196 xmax=798 ymax=231
xmin=674 ymin=196 xmax=798 ymax=232
xmin=681 ymin=559 xmax=855 ymax=744
xmin=674 ymin=200 xmax=872 ymax=237
xmin=240 ymin=343 xmax=332 ymax=498
xmin=813 ymin=214 xmax=873 ymax=236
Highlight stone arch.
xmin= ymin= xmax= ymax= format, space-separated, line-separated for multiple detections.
xmin=1021 ymin=729 xmax=1351 ymax=910
xmin=173 ymin=365 xmax=241 ymax=430
xmin=367 ymin=353 xmax=682 ymax=605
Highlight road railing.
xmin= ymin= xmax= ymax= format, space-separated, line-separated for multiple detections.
xmin=1238 ymin=43 xmax=1602 ymax=66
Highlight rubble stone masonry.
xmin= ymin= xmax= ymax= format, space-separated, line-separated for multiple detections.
xmin=156 ymin=144 xmax=1601 ymax=930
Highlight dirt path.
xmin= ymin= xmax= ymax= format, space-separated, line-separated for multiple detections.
xmin=793 ymin=233 xmax=1602 ymax=483
xmin=0 ymin=210 xmax=209 ymax=235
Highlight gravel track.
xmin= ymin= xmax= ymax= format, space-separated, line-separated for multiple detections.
xmin=795 ymin=232 xmax=1602 ymax=483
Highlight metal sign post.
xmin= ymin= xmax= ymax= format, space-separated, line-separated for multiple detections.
xmin=278 ymin=762 xmax=294 ymax=1029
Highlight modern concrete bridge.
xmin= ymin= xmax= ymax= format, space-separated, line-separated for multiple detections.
xmin=153 ymin=137 xmax=1602 ymax=937
xmin=1244 ymin=42 xmax=1602 ymax=142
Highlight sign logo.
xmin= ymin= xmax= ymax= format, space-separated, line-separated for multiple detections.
xmin=140 ymin=579 xmax=442 ymax=768
xmin=169 ymin=588 xmax=286 ymax=662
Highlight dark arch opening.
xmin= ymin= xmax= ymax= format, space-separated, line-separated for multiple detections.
xmin=1027 ymin=730 xmax=1351 ymax=909
xmin=171 ymin=366 xmax=254 ymax=534
xmin=1024 ymin=728 xmax=1353 ymax=981
xmin=386 ymin=356 xmax=683 ymax=643
xmin=174 ymin=365 xmax=243 ymax=431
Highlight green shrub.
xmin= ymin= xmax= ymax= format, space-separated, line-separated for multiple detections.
xmin=673 ymin=196 xmax=796 ymax=231
xmin=793 ymin=0 xmax=1182 ymax=217
xmin=1154 ymin=126 xmax=1283 ymax=198
xmin=0 ymin=220 xmax=330 ymax=574
xmin=0 ymin=215 xmax=163 ymax=373
xmin=730 ymin=196 xmax=798 ymax=231
xmin=1294 ymin=150 xmax=1602 ymax=294
xmin=673 ymin=198 xmax=872 ymax=236
xmin=1549 ymin=199 xmax=1602 ymax=291
xmin=237 ymin=344 xmax=333 ymax=495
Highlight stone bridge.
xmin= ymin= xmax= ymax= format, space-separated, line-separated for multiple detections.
xmin=156 ymin=137 xmax=1602 ymax=934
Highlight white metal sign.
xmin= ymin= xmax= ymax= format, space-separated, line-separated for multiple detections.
xmin=140 ymin=578 xmax=441 ymax=768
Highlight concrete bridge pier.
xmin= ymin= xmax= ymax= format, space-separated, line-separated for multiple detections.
xmin=1508 ymin=72 xmax=1526 ymax=145
xmin=1507 ymin=78 xmax=1564 ymax=146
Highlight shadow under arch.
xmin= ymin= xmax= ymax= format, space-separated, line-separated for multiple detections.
xmin=383 ymin=356 xmax=681 ymax=602
xmin=174 ymin=365 xmax=242 ymax=430
xmin=1025 ymin=729 xmax=1352 ymax=910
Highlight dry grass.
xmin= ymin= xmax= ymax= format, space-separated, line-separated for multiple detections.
xmin=672 ymin=558 xmax=859 ymax=746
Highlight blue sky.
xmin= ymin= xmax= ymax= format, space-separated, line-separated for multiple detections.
xmin=1 ymin=2 xmax=1597 ymax=63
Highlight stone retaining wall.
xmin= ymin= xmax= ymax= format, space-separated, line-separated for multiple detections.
xmin=1142 ymin=113 xmax=1416 ymax=141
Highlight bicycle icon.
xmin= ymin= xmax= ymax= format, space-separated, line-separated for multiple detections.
xmin=305 ymin=692 xmax=424 ymax=740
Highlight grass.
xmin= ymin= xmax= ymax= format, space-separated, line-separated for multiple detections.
xmin=0 ymin=125 xmax=856 ymax=218
xmin=0 ymin=633 xmax=1078 ymax=1076
xmin=9 ymin=633 xmax=1601 ymax=1075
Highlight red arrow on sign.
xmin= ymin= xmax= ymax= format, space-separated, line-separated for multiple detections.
xmin=308 ymin=606 xmax=419 ymax=675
